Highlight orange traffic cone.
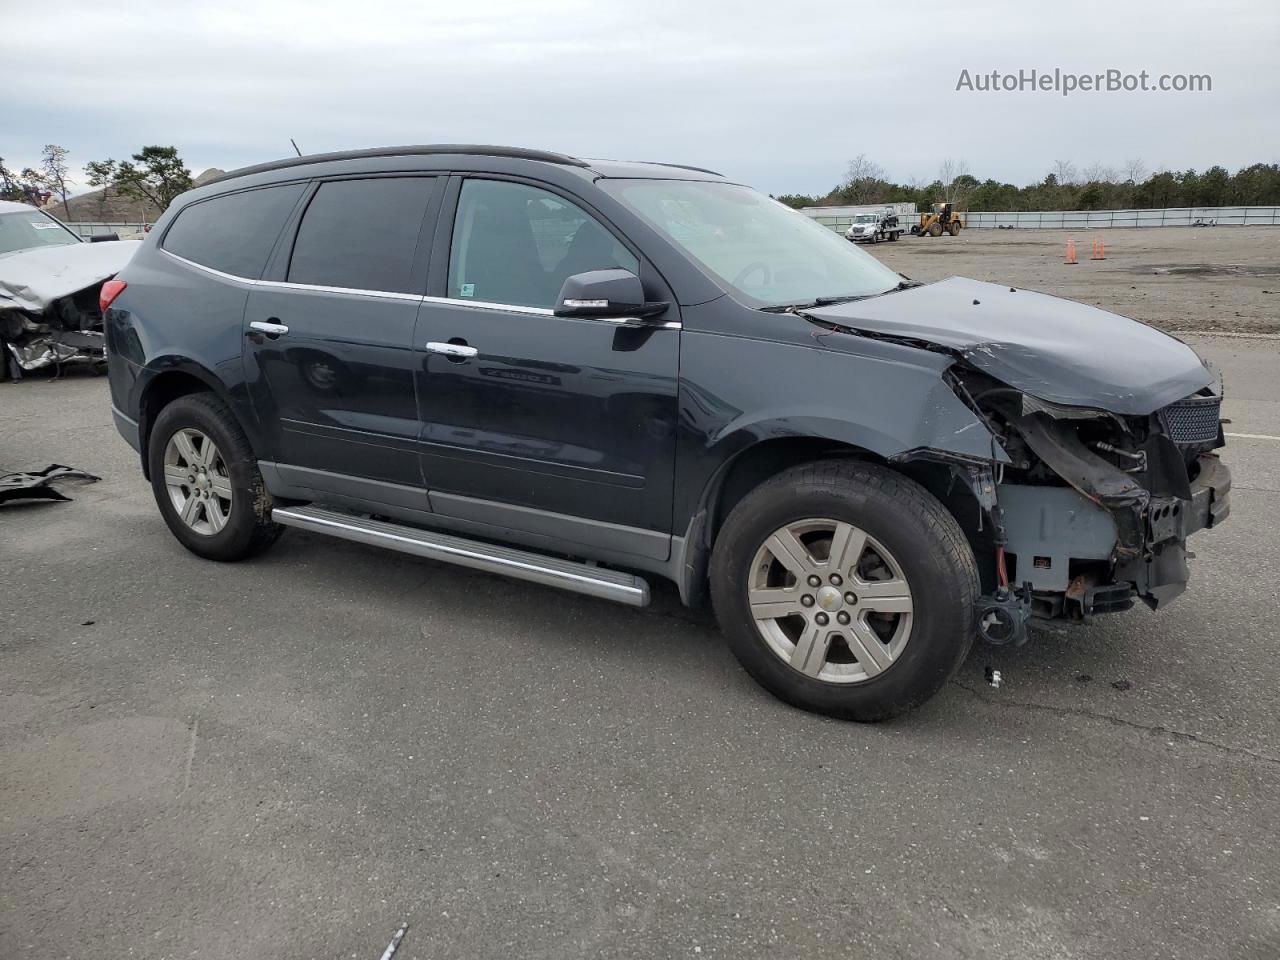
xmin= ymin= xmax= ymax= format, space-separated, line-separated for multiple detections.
xmin=1091 ymin=238 xmax=1106 ymax=260
xmin=1065 ymin=239 xmax=1078 ymax=264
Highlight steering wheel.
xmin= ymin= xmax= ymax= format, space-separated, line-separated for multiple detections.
xmin=732 ymin=261 xmax=772 ymax=289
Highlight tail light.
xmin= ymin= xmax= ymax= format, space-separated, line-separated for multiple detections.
xmin=99 ymin=279 xmax=127 ymax=314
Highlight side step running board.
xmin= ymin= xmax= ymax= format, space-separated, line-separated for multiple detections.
xmin=272 ymin=505 xmax=650 ymax=607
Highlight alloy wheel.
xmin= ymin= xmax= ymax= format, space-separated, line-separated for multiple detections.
xmin=747 ymin=518 xmax=914 ymax=683
xmin=163 ymin=428 xmax=233 ymax=535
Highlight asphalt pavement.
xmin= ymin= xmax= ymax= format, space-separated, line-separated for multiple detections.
xmin=2 ymin=333 xmax=1277 ymax=960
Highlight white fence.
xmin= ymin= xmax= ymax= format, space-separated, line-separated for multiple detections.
xmin=956 ymin=207 xmax=1280 ymax=229
xmin=65 ymin=221 xmax=151 ymax=240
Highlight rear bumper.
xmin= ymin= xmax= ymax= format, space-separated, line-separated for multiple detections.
xmin=112 ymin=404 xmax=141 ymax=453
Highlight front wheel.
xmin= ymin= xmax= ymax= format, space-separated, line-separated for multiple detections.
xmin=710 ymin=460 xmax=978 ymax=721
xmin=147 ymin=392 xmax=282 ymax=561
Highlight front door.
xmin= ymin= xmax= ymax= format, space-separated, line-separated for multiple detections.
xmin=413 ymin=177 xmax=680 ymax=561
xmin=244 ymin=175 xmax=439 ymax=497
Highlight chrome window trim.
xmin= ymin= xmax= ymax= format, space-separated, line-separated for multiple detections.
xmin=160 ymin=250 xmax=681 ymax=326
xmin=420 ymin=294 xmax=553 ymax=316
xmin=160 ymin=249 xmax=424 ymax=302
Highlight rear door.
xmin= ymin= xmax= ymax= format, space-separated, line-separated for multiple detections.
xmin=412 ymin=176 xmax=680 ymax=561
xmin=244 ymin=175 xmax=440 ymax=498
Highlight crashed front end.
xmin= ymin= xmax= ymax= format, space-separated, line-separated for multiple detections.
xmin=804 ymin=277 xmax=1234 ymax=643
xmin=950 ymin=368 xmax=1231 ymax=637
xmin=0 ymin=239 xmax=139 ymax=380
xmin=0 ymin=288 xmax=109 ymax=379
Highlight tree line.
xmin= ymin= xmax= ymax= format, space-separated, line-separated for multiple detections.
xmin=6 ymin=145 xmax=1280 ymax=218
xmin=775 ymin=155 xmax=1280 ymax=212
xmin=0 ymin=145 xmax=193 ymax=217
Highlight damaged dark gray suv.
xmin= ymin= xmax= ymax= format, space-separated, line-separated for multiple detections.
xmin=103 ymin=145 xmax=1231 ymax=720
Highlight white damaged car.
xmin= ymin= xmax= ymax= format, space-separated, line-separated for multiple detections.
xmin=0 ymin=201 xmax=140 ymax=379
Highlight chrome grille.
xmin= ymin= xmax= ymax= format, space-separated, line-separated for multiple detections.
xmin=1161 ymin=395 xmax=1221 ymax=444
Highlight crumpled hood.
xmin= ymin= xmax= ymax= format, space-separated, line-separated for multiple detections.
xmin=805 ymin=277 xmax=1214 ymax=415
xmin=0 ymin=240 xmax=141 ymax=313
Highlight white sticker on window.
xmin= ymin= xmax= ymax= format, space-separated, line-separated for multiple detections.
xmin=460 ymin=283 xmax=475 ymax=297
xmin=31 ymin=222 xmax=61 ymax=230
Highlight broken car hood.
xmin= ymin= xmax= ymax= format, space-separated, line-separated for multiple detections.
xmin=0 ymin=240 xmax=141 ymax=313
xmin=807 ymin=277 xmax=1214 ymax=415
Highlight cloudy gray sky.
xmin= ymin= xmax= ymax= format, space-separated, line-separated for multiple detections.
xmin=6 ymin=0 xmax=1276 ymax=197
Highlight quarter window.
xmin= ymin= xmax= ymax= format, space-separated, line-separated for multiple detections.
xmin=288 ymin=178 xmax=436 ymax=294
xmin=163 ymin=183 xmax=305 ymax=278
xmin=448 ymin=179 xmax=638 ymax=310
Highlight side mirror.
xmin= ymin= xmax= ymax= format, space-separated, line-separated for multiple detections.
xmin=554 ymin=269 xmax=668 ymax=321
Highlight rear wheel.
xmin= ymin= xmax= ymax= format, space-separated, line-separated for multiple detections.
xmin=147 ymin=393 xmax=282 ymax=561
xmin=888 ymin=231 xmax=899 ymax=242
xmin=948 ymin=220 xmax=962 ymax=236
xmin=710 ymin=460 xmax=978 ymax=721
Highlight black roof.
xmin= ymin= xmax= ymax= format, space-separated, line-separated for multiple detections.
xmin=207 ymin=144 xmax=724 ymax=186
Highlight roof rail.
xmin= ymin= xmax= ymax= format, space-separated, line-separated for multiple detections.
xmin=206 ymin=144 xmax=590 ymax=185
xmin=637 ymin=161 xmax=724 ymax=177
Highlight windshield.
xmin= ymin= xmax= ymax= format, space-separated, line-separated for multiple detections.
xmin=853 ymin=214 xmax=878 ymax=223
xmin=0 ymin=210 xmax=81 ymax=255
xmin=599 ymin=179 xmax=903 ymax=308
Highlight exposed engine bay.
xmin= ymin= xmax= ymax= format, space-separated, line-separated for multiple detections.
xmin=1 ymin=284 xmax=110 ymax=379
xmin=947 ymin=367 xmax=1230 ymax=641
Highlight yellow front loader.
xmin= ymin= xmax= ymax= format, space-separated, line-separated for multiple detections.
xmin=914 ymin=202 xmax=964 ymax=237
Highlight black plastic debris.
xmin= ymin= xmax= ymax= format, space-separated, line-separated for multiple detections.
xmin=0 ymin=464 xmax=101 ymax=505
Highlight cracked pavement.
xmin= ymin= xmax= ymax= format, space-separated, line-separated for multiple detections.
xmin=2 ymin=334 xmax=1278 ymax=960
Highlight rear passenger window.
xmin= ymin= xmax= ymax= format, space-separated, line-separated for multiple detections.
xmin=163 ymin=183 xmax=304 ymax=278
xmin=288 ymin=178 xmax=435 ymax=294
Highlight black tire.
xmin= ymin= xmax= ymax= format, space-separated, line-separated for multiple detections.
xmin=948 ymin=221 xmax=962 ymax=236
xmin=147 ymin=392 xmax=282 ymax=561
xmin=888 ymin=231 xmax=899 ymax=242
xmin=927 ymin=222 xmax=943 ymax=237
xmin=710 ymin=460 xmax=978 ymax=721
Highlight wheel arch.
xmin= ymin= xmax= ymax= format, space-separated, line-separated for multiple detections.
xmin=135 ymin=360 xmax=258 ymax=480
xmin=676 ymin=430 xmax=972 ymax=608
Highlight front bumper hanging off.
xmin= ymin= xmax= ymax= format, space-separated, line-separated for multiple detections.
xmin=995 ymin=451 xmax=1230 ymax=620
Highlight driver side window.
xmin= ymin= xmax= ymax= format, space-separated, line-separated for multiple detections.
xmin=448 ymin=179 xmax=638 ymax=310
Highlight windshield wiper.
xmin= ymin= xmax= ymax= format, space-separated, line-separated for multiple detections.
xmin=761 ymin=282 xmax=923 ymax=313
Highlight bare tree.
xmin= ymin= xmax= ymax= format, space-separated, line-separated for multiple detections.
xmin=1082 ymin=162 xmax=1118 ymax=184
xmin=41 ymin=144 xmax=73 ymax=216
xmin=844 ymin=153 xmax=886 ymax=186
xmin=938 ymin=158 xmax=975 ymax=206
xmin=841 ymin=153 xmax=888 ymax=203
xmin=1052 ymin=159 xmax=1078 ymax=186
xmin=1122 ymin=157 xmax=1148 ymax=184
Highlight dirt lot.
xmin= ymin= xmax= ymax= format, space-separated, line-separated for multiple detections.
xmin=869 ymin=226 xmax=1280 ymax=335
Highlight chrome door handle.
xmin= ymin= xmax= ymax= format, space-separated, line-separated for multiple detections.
xmin=425 ymin=341 xmax=478 ymax=359
xmin=248 ymin=320 xmax=289 ymax=337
